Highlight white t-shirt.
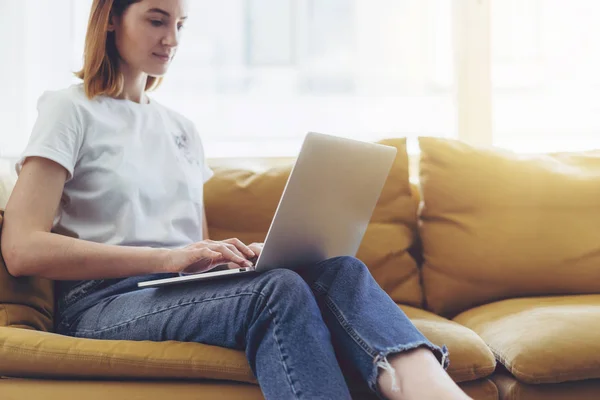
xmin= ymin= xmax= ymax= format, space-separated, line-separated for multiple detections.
xmin=15 ymin=83 xmax=214 ymax=249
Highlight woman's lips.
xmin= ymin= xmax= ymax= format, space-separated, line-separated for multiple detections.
xmin=153 ymin=53 xmax=170 ymax=62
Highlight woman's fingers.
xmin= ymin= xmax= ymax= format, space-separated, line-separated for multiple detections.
xmin=248 ymin=242 xmax=264 ymax=258
xmin=206 ymin=240 xmax=245 ymax=260
xmin=211 ymin=243 xmax=253 ymax=267
xmin=223 ymin=238 xmax=256 ymax=259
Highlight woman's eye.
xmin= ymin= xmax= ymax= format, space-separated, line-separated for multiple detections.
xmin=150 ymin=20 xmax=163 ymax=27
xmin=177 ymin=24 xmax=185 ymax=31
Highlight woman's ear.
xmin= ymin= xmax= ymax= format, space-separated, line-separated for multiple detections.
xmin=107 ymin=14 xmax=118 ymax=32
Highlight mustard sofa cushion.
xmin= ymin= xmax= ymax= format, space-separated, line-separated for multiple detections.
xmin=454 ymin=295 xmax=600 ymax=384
xmin=459 ymin=379 xmax=499 ymax=400
xmin=0 ymin=326 xmax=256 ymax=383
xmin=0 ymin=379 xmax=264 ymax=400
xmin=205 ymin=138 xmax=424 ymax=307
xmin=492 ymin=369 xmax=600 ymax=400
xmin=418 ymin=137 xmax=600 ymax=317
xmin=399 ymin=305 xmax=496 ymax=382
xmin=0 ymin=313 xmax=494 ymax=388
xmin=0 ymin=377 xmax=500 ymax=400
xmin=0 ymin=211 xmax=54 ymax=331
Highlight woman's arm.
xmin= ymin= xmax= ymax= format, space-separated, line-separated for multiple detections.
xmin=1 ymin=157 xmax=169 ymax=280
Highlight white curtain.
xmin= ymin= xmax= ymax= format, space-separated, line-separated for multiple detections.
xmin=1 ymin=0 xmax=599 ymax=160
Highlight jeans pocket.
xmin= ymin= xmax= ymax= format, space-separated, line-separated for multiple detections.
xmin=59 ymin=280 xmax=107 ymax=311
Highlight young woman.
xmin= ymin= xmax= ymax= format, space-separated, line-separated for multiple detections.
xmin=1 ymin=1 xmax=471 ymax=399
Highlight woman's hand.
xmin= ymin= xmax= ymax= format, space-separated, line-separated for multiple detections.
xmin=163 ymin=238 xmax=257 ymax=274
xmin=247 ymin=242 xmax=264 ymax=259
xmin=220 ymin=242 xmax=264 ymax=271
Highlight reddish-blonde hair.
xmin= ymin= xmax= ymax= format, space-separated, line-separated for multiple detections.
xmin=75 ymin=0 xmax=163 ymax=99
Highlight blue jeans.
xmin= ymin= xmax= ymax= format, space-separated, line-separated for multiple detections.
xmin=55 ymin=256 xmax=449 ymax=399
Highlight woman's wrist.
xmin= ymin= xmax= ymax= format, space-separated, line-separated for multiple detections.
xmin=154 ymin=247 xmax=175 ymax=274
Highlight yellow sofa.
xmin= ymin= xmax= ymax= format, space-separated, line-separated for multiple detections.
xmin=1 ymin=137 xmax=599 ymax=400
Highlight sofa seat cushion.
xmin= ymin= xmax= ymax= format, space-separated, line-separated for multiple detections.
xmin=0 ymin=378 xmax=265 ymax=400
xmin=492 ymin=369 xmax=600 ymax=400
xmin=0 ymin=377 xmax=501 ymax=400
xmin=454 ymin=295 xmax=600 ymax=384
xmin=400 ymin=305 xmax=496 ymax=382
xmin=460 ymin=379 xmax=499 ymax=400
xmin=0 ymin=310 xmax=496 ymax=386
xmin=0 ymin=327 xmax=256 ymax=383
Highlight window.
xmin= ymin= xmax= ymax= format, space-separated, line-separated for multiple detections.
xmin=2 ymin=0 xmax=599 ymax=159
xmin=0 ymin=0 xmax=455 ymax=158
xmin=492 ymin=0 xmax=600 ymax=152
xmin=151 ymin=0 xmax=456 ymax=157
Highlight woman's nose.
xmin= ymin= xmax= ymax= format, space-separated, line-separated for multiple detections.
xmin=162 ymin=26 xmax=180 ymax=48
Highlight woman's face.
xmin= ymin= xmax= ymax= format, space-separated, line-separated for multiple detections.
xmin=109 ymin=0 xmax=189 ymax=77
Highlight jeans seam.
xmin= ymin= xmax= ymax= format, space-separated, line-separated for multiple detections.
xmin=263 ymin=296 xmax=302 ymax=399
xmin=315 ymin=284 xmax=377 ymax=360
xmin=69 ymin=291 xmax=262 ymax=335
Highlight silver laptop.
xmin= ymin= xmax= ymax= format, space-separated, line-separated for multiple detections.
xmin=137 ymin=132 xmax=397 ymax=288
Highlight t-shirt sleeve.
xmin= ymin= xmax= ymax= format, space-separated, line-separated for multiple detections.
xmin=15 ymin=90 xmax=83 ymax=183
xmin=190 ymin=123 xmax=214 ymax=184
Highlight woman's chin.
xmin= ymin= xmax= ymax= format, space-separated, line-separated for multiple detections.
xmin=145 ymin=65 xmax=169 ymax=78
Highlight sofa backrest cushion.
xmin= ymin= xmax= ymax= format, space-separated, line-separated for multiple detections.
xmin=204 ymin=138 xmax=424 ymax=307
xmin=418 ymin=137 xmax=600 ymax=317
xmin=0 ymin=210 xmax=54 ymax=331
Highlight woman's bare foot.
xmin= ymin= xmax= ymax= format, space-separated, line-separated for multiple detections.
xmin=377 ymin=347 xmax=472 ymax=400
